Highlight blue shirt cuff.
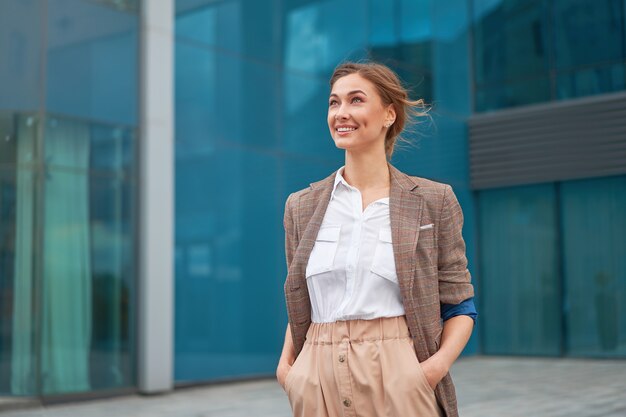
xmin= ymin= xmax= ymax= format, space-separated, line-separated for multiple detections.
xmin=441 ymin=297 xmax=478 ymax=323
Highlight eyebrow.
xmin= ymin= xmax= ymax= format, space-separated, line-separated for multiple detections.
xmin=329 ymin=90 xmax=368 ymax=99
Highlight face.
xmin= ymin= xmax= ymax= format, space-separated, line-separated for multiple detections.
xmin=328 ymin=73 xmax=395 ymax=155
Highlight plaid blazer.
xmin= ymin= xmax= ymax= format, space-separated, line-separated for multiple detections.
xmin=283 ymin=162 xmax=474 ymax=417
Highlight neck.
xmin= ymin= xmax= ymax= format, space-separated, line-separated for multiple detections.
xmin=342 ymin=151 xmax=390 ymax=191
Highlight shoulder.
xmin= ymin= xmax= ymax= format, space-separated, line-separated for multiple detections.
xmin=285 ymin=169 xmax=337 ymax=210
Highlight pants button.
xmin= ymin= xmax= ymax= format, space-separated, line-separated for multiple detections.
xmin=343 ymin=399 xmax=352 ymax=407
xmin=338 ymin=354 xmax=346 ymax=363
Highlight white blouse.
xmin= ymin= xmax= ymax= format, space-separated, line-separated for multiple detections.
xmin=305 ymin=166 xmax=405 ymax=323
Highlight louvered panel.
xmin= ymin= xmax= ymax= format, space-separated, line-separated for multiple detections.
xmin=469 ymin=91 xmax=626 ymax=189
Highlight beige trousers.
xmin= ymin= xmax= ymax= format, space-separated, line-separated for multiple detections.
xmin=284 ymin=316 xmax=444 ymax=417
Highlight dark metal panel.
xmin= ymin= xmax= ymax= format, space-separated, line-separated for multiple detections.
xmin=469 ymin=91 xmax=626 ymax=189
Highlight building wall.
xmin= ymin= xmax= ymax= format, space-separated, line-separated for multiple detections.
xmin=472 ymin=0 xmax=626 ymax=357
xmin=0 ymin=0 xmax=139 ymax=397
xmin=174 ymin=0 xmax=478 ymax=384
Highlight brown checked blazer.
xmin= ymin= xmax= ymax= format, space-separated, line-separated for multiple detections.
xmin=283 ymin=162 xmax=474 ymax=417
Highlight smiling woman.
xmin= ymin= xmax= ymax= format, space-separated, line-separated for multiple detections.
xmin=276 ymin=61 xmax=478 ymax=417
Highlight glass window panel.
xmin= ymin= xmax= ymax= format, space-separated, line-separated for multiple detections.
xmin=475 ymin=76 xmax=550 ymax=112
xmin=46 ymin=0 xmax=138 ymax=125
xmin=0 ymin=0 xmax=43 ymax=112
xmin=0 ymin=168 xmax=38 ymax=396
xmin=282 ymin=71 xmax=341 ymax=160
xmin=556 ymin=63 xmax=626 ymax=100
xmin=561 ymin=175 xmax=626 ymax=357
xmin=175 ymin=146 xmax=283 ymax=381
xmin=479 ymin=184 xmax=561 ymax=355
xmin=473 ymin=0 xmax=549 ymax=86
xmin=283 ymin=0 xmax=368 ymax=76
xmin=41 ymin=169 xmax=136 ymax=394
xmin=553 ymin=0 xmax=625 ymax=69
xmin=369 ymin=0 xmax=397 ymax=46
xmin=88 ymin=175 xmax=136 ymax=390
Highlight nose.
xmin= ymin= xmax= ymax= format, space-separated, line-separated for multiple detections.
xmin=334 ymin=103 xmax=349 ymax=121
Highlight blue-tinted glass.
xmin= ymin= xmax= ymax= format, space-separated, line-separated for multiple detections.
xmin=556 ymin=64 xmax=626 ymax=100
xmin=283 ymin=0 xmax=368 ymax=76
xmin=561 ymin=175 xmax=626 ymax=358
xmin=46 ymin=0 xmax=138 ymax=125
xmin=369 ymin=0 xmax=397 ymax=46
xmin=176 ymin=1 xmax=283 ymax=65
xmin=88 ymin=175 xmax=136 ymax=390
xmin=0 ymin=167 xmax=38 ymax=396
xmin=479 ymin=184 xmax=561 ymax=355
xmin=0 ymin=0 xmax=44 ymax=112
xmin=473 ymin=0 xmax=549 ymax=85
xmin=176 ymin=4 xmax=218 ymax=45
xmin=432 ymin=0 xmax=471 ymax=115
xmin=282 ymin=72 xmax=340 ymax=159
xmin=40 ymin=115 xmax=136 ymax=394
xmin=175 ymin=45 xmax=279 ymax=149
xmin=400 ymin=0 xmax=432 ymax=43
xmin=90 ymin=125 xmax=136 ymax=176
xmin=175 ymin=146 xmax=283 ymax=381
xmin=553 ymin=0 xmax=625 ymax=69
xmin=175 ymin=43 xmax=219 ymax=156
xmin=476 ymin=76 xmax=551 ymax=112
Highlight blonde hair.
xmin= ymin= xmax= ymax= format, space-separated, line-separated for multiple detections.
xmin=329 ymin=61 xmax=430 ymax=158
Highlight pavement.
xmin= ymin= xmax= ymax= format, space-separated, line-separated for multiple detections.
xmin=1 ymin=356 xmax=625 ymax=417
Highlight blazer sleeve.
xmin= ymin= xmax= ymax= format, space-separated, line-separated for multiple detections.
xmin=437 ymin=185 xmax=475 ymax=304
xmin=283 ymin=193 xmax=298 ymax=270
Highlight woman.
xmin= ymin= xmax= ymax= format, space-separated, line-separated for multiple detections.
xmin=276 ymin=62 xmax=477 ymax=417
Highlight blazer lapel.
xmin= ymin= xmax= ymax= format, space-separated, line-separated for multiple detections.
xmin=389 ymin=163 xmax=424 ymax=306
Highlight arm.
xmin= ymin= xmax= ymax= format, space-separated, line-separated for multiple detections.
xmin=276 ymin=194 xmax=298 ymax=389
xmin=421 ymin=185 xmax=476 ymax=389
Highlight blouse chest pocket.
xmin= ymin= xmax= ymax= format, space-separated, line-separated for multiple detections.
xmin=370 ymin=228 xmax=398 ymax=283
xmin=305 ymin=225 xmax=341 ymax=278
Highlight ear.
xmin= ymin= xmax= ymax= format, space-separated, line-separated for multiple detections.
xmin=385 ymin=104 xmax=396 ymax=125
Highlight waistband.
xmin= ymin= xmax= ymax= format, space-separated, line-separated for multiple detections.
xmin=305 ymin=315 xmax=411 ymax=345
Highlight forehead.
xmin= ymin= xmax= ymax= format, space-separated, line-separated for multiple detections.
xmin=330 ymin=73 xmax=377 ymax=96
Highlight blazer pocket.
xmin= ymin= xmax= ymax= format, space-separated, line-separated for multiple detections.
xmin=370 ymin=228 xmax=398 ymax=283
xmin=305 ymin=225 xmax=341 ymax=278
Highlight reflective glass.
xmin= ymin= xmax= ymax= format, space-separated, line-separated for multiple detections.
xmin=174 ymin=146 xmax=283 ymax=381
xmin=46 ymin=0 xmax=139 ymax=125
xmin=283 ymin=0 xmax=368 ymax=76
xmin=479 ymin=184 xmax=561 ymax=355
xmin=553 ymin=0 xmax=625 ymax=69
xmin=473 ymin=0 xmax=549 ymax=85
xmin=561 ymin=175 xmax=626 ymax=357
xmin=0 ymin=168 xmax=37 ymax=396
xmin=175 ymin=44 xmax=280 ymax=150
xmin=475 ymin=76 xmax=551 ymax=112
xmin=36 ymin=116 xmax=137 ymax=395
xmin=556 ymin=64 xmax=626 ymax=100
xmin=0 ymin=0 xmax=44 ymax=112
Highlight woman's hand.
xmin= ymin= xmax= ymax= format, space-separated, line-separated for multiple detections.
xmin=419 ymin=354 xmax=449 ymax=390
xmin=276 ymin=360 xmax=293 ymax=390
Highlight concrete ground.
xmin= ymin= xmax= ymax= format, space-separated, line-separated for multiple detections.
xmin=1 ymin=357 xmax=625 ymax=417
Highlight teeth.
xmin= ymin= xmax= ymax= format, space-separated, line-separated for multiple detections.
xmin=337 ymin=127 xmax=356 ymax=132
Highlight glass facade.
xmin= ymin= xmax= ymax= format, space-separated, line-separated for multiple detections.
xmin=472 ymin=0 xmax=626 ymax=112
xmin=1 ymin=0 xmax=623 ymax=402
xmin=0 ymin=0 xmax=138 ymax=398
xmin=478 ymin=176 xmax=626 ymax=357
xmin=174 ymin=0 xmax=478 ymax=383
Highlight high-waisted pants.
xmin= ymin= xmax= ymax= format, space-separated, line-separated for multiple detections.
xmin=284 ymin=315 xmax=444 ymax=417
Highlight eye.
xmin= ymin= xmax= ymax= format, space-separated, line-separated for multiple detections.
xmin=329 ymin=99 xmax=338 ymax=106
xmin=351 ymin=96 xmax=363 ymax=103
